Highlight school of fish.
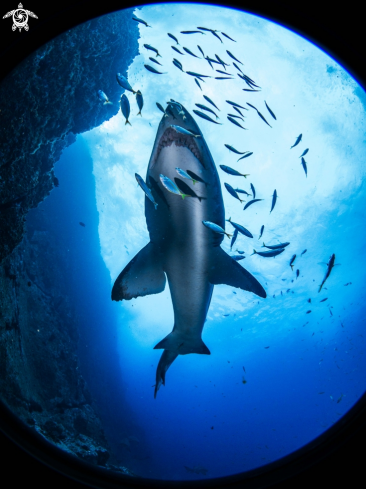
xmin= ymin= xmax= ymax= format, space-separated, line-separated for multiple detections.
xmin=100 ymin=12 xmax=339 ymax=397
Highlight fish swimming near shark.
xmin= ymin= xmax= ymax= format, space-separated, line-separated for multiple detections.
xmin=319 ymin=253 xmax=336 ymax=292
xmin=111 ymin=103 xmax=266 ymax=397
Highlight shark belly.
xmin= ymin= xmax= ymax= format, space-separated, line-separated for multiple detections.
xmin=148 ymin=144 xmax=216 ymax=355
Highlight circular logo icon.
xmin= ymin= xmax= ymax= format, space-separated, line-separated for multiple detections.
xmin=12 ymin=8 xmax=28 ymax=31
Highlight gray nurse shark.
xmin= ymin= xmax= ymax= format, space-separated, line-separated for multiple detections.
xmin=112 ymin=102 xmax=266 ymax=398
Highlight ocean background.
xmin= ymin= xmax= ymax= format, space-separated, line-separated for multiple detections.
xmin=12 ymin=2 xmax=366 ymax=481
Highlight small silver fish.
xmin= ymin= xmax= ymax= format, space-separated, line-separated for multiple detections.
xmin=116 ymin=73 xmax=136 ymax=94
xmin=136 ymin=91 xmax=143 ymax=116
xmin=220 ymin=165 xmax=249 ymax=178
xmin=143 ymin=44 xmax=162 ymax=57
xmin=230 ymin=229 xmax=239 ymax=249
xmin=144 ymin=64 xmax=167 ymax=74
xmin=195 ymin=103 xmax=218 ymax=119
xmin=160 ymin=174 xmax=190 ymax=199
xmin=299 ymin=148 xmax=309 ymax=158
xmin=97 ymin=90 xmax=113 ymax=105
xmin=251 ymin=248 xmax=285 ymax=258
xmin=233 ymin=62 xmax=244 ymax=74
xmin=250 ymin=183 xmax=256 ymax=199
xmin=291 ymin=134 xmax=302 ymax=148
xmin=168 ymin=33 xmax=179 ymax=44
xmin=186 ymin=71 xmax=211 ymax=78
xmin=265 ymin=101 xmax=276 ymax=120
xmin=228 ymin=114 xmax=244 ymax=121
xmin=301 ymin=157 xmax=307 ymax=177
xmin=226 ymin=217 xmax=253 ymax=238
xmin=221 ymin=32 xmax=236 ymax=42
xmin=224 ymin=184 xmax=244 ymax=203
xmin=120 ymin=94 xmax=131 ymax=125
xmin=237 ymin=152 xmax=253 ymax=161
xmin=181 ymin=30 xmax=206 ymax=35
xmin=132 ymin=15 xmax=151 ymax=27
xmin=226 ymin=50 xmax=243 ymax=64
xmin=156 ymin=102 xmax=166 ymax=115
xmin=232 ymin=255 xmax=245 ymax=261
xmin=203 ymin=95 xmax=220 ymax=111
xmin=227 ymin=116 xmax=247 ymax=130
xmin=202 ymin=220 xmax=232 ymax=239
xmin=270 ymin=189 xmax=277 ymax=213
xmin=176 ymin=168 xmax=197 ymax=184
xmin=234 ymin=188 xmax=251 ymax=196
xmin=135 ymin=174 xmax=158 ymax=209
xmin=170 ymin=125 xmax=200 ymax=138
xmin=243 ymin=199 xmax=264 ymax=210
xmin=149 ymin=57 xmax=163 ymax=66
xmin=195 ymin=78 xmax=202 ymax=90
xmin=263 ymin=242 xmax=290 ymax=250
xmin=193 ymin=110 xmax=222 ymax=124
xmin=183 ymin=47 xmax=201 ymax=58
xmin=224 ymin=144 xmax=247 ymax=154
xmin=172 ymin=46 xmax=185 ymax=55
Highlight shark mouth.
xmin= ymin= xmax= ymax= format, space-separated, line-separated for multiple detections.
xmin=154 ymin=126 xmax=202 ymax=165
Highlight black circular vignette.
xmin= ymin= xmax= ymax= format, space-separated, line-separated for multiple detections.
xmin=0 ymin=1 xmax=365 ymax=488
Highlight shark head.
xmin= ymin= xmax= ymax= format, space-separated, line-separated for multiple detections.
xmin=148 ymin=102 xmax=215 ymax=172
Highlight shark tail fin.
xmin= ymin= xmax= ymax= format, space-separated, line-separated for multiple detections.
xmin=111 ymin=242 xmax=166 ymax=301
xmin=154 ymin=350 xmax=179 ymax=398
xmin=154 ymin=331 xmax=210 ymax=355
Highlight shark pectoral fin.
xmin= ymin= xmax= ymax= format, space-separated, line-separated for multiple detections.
xmin=154 ymin=332 xmax=210 ymax=355
xmin=209 ymin=248 xmax=267 ymax=298
xmin=111 ymin=242 xmax=166 ymax=301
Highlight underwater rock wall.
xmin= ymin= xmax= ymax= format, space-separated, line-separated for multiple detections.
xmin=0 ymin=229 xmax=112 ymax=465
xmin=0 ymin=8 xmax=139 ymax=263
xmin=0 ymin=8 xmax=139 ymax=469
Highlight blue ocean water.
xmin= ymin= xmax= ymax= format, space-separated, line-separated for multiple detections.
xmin=25 ymin=130 xmax=365 ymax=480
xmin=4 ymin=3 xmax=366 ymax=482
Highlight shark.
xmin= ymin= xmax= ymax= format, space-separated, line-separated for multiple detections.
xmin=111 ymin=102 xmax=266 ymax=398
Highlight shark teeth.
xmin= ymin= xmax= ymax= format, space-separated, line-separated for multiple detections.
xmin=156 ymin=127 xmax=201 ymax=163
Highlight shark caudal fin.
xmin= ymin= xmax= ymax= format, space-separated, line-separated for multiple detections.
xmin=208 ymin=247 xmax=266 ymax=298
xmin=154 ymin=349 xmax=179 ymax=398
xmin=154 ymin=331 xmax=210 ymax=355
xmin=111 ymin=242 xmax=166 ymax=301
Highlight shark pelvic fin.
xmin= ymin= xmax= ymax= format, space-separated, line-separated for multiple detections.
xmin=111 ymin=242 xmax=166 ymax=301
xmin=208 ymin=247 xmax=267 ymax=298
xmin=154 ymin=331 xmax=210 ymax=355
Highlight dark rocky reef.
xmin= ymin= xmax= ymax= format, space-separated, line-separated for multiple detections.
xmin=0 ymin=229 xmax=109 ymax=465
xmin=0 ymin=223 xmax=135 ymax=475
xmin=0 ymin=7 xmax=139 ymax=473
xmin=0 ymin=8 xmax=139 ymax=263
